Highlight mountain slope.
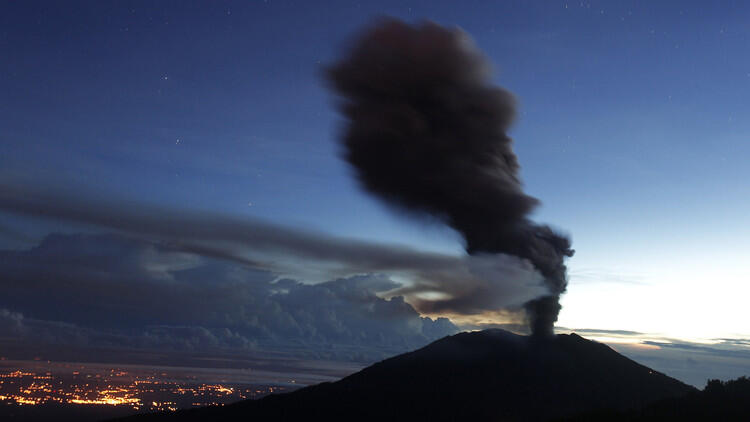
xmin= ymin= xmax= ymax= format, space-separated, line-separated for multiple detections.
xmin=561 ymin=376 xmax=750 ymax=421
xmin=121 ymin=329 xmax=695 ymax=421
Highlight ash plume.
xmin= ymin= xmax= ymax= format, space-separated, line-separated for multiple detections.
xmin=326 ymin=18 xmax=573 ymax=336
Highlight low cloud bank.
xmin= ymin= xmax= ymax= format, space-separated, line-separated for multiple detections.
xmin=557 ymin=327 xmax=750 ymax=388
xmin=0 ymin=232 xmax=461 ymax=362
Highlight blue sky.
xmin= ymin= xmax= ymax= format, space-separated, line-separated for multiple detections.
xmin=1 ymin=1 xmax=749 ymax=384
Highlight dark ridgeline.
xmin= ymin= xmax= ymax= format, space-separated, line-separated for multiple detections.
xmin=560 ymin=376 xmax=750 ymax=421
xmin=115 ymin=330 xmax=694 ymax=421
xmin=325 ymin=19 xmax=573 ymax=336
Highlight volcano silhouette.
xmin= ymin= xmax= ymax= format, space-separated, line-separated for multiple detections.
xmin=122 ymin=329 xmax=694 ymax=421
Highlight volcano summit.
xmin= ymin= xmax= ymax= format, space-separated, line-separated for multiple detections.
xmin=121 ymin=329 xmax=694 ymax=422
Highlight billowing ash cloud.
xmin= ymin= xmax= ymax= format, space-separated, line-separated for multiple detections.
xmin=326 ymin=18 xmax=574 ymax=335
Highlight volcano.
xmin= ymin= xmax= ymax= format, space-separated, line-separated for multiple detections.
xmin=122 ymin=329 xmax=694 ymax=421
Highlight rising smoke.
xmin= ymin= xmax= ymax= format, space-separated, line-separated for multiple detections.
xmin=326 ymin=19 xmax=573 ymax=336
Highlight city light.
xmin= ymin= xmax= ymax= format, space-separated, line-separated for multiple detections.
xmin=0 ymin=366 xmax=286 ymax=413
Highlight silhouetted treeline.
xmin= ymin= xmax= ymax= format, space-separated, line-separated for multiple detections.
xmin=562 ymin=376 xmax=750 ymax=421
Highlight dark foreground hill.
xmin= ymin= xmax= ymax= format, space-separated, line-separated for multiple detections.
xmin=562 ymin=376 xmax=750 ymax=421
xmin=118 ymin=329 xmax=694 ymax=421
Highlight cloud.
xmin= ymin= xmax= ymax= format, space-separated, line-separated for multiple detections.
xmin=389 ymin=253 xmax=543 ymax=315
xmin=558 ymin=327 xmax=750 ymax=388
xmin=619 ymin=340 xmax=750 ymax=388
xmin=565 ymin=328 xmax=645 ymax=336
xmin=717 ymin=339 xmax=750 ymax=347
xmin=568 ymin=268 xmax=648 ymax=285
xmin=0 ymin=182 xmax=548 ymax=316
xmin=0 ymin=232 xmax=460 ymax=362
xmin=640 ymin=340 xmax=750 ymax=360
xmin=0 ymin=308 xmax=24 ymax=337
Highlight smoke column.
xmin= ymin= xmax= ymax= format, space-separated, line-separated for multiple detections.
xmin=326 ymin=19 xmax=573 ymax=336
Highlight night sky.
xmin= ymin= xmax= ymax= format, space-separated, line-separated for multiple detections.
xmin=1 ymin=1 xmax=749 ymax=387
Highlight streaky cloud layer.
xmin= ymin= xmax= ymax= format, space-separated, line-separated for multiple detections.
xmin=0 ymin=182 xmax=547 ymax=316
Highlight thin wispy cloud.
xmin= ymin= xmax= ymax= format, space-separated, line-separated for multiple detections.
xmin=0 ymin=182 xmax=548 ymax=317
